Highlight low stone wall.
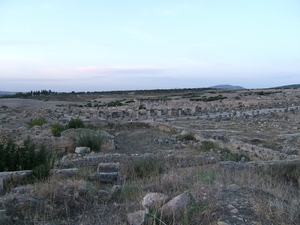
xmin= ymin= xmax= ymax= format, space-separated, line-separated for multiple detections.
xmin=59 ymin=153 xmax=129 ymax=168
xmin=0 ymin=168 xmax=80 ymax=192
xmin=220 ymin=139 xmax=300 ymax=161
xmin=217 ymin=160 xmax=300 ymax=187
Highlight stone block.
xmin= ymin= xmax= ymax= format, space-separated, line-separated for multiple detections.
xmin=142 ymin=192 xmax=169 ymax=209
xmin=127 ymin=210 xmax=147 ymax=225
xmin=75 ymin=147 xmax=91 ymax=154
xmin=97 ymin=162 xmax=120 ymax=173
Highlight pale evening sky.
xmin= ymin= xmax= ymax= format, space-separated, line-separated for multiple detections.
xmin=0 ymin=0 xmax=299 ymax=92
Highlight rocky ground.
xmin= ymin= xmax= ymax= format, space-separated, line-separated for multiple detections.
xmin=0 ymin=88 xmax=299 ymax=224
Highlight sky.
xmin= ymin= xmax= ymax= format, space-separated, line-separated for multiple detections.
xmin=0 ymin=0 xmax=300 ymax=92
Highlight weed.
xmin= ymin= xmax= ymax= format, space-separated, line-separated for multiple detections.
xmin=28 ymin=162 xmax=51 ymax=181
xmin=267 ymin=162 xmax=300 ymax=185
xmin=0 ymin=138 xmax=50 ymax=172
xmin=197 ymin=168 xmax=216 ymax=186
xmin=51 ymin=123 xmax=65 ymax=137
xmin=133 ymin=155 xmax=164 ymax=178
xmin=221 ymin=147 xmax=250 ymax=162
xmin=68 ymin=118 xmax=85 ymax=129
xmin=145 ymin=207 xmax=166 ymax=225
xmin=121 ymin=183 xmax=142 ymax=201
xmin=180 ymin=133 xmax=195 ymax=141
xmin=1 ymin=105 xmax=8 ymax=110
xmin=139 ymin=104 xmax=146 ymax=110
xmin=180 ymin=199 xmax=207 ymax=225
xmin=28 ymin=117 xmax=47 ymax=128
xmin=86 ymin=181 xmax=98 ymax=196
xmin=107 ymin=100 xmax=123 ymax=107
xmin=74 ymin=129 xmax=103 ymax=152
xmin=200 ymin=140 xmax=216 ymax=151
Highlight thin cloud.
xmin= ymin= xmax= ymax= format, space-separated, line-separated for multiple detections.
xmin=157 ymin=2 xmax=191 ymax=15
xmin=75 ymin=65 xmax=163 ymax=74
xmin=0 ymin=40 xmax=53 ymax=46
xmin=122 ymin=27 xmax=153 ymax=42
xmin=121 ymin=27 xmax=170 ymax=43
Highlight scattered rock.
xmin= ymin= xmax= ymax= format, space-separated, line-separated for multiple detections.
xmin=74 ymin=146 xmax=91 ymax=154
xmin=12 ymin=185 xmax=34 ymax=194
xmin=127 ymin=210 xmax=148 ymax=225
xmin=228 ymin=184 xmax=240 ymax=192
xmin=142 ymin=192 xmax=169 ymax=209
xmin=97 ymin=162 xmax=120 ymax=173
xmin=217 ymin=221 xmax=230 ymax=225
xmin=88 ymin=172 xmax=119 ymax=183
xmin=161 ymin=191 xmax=190 ymax=218
xmin=111 ymin=185 xmax=122 ymax=197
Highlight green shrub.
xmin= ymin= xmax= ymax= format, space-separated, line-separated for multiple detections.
xmin=145 ymin=207 xmax=164 ymax=225
xmin=51 ymin=123 xmax=65 ymax=137
xmin=121 ymin=183 xmax=141 ymax=200
xmin=139 ymin=104 xmax=146 ymax=110
xmin=28 ymin=117 xmax=47 ymax=128
xmin=85 ymin=102 xmax=92 ymax=107
xmin=221 ymin=148 xmax=250 ymax=162
xmin=180 ymin=199 xmax=207 ymax=225
xmin=74 ymin=129 xmax=103 ymax=152
xmin=28 ymin=162 xmax=51 ymax=181
xmin=267 ymin=162 xmax=300 ymax=185
xmin=133 ymin=155 xmax=164 ymax=178
xmin=0 ymin=138 xmax=50 ymax=172
xmin=121 ymin=155 xmax=163 ymax=179
xmin=190 ymin=94 xmax=227 ymax=102
xmin=197 ymin=168 xmax=216 ymax=186
xmin=200 ymin=140 xmax=216 ymax=151
xmin=125 ymin=100 xmax=135 ymax=103
xmin=107 ymin=100 xmax=123 ymax=107
xmin=68 ymin=118 xmax=85 ymax=129
xmin=180 ymin=133 xmax=195 ymax=141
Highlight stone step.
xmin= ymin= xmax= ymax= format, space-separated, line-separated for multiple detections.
xmin=97 ymin=162 xmax=120 ymax=173
xmin=88 ymin=172 xmax=119 ymax=183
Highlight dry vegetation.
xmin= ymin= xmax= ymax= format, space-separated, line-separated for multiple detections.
xmin=0 ymin=87 xmax=300 ymax=224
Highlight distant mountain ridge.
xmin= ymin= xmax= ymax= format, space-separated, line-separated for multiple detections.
xmin=273 ymin=84 xmax=300 ymax=89
xmin=210 ymin=84 xmax=245 ymax=90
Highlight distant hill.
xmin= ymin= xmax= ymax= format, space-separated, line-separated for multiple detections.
xmin=210 ymin=85 xmax=245 ymax=90
xmin=273 ymin=84 xmax=300 ymax=89
xmin=0 ymin=91 xmax=16 ymax=96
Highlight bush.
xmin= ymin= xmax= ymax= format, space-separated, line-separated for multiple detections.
xmin=28 ymin=117 xmax=47 ymax=128
xmin=51 ymin=123 xmax=65 ymax=137
xmin=180 ymin=133 xmax=195 ymax=141
xmin=221 ymin=148 xmax=250 ymax=162
xmin=0 ymin=138 xmax=51 ymax=172
xmin=68 ymin=118 xmax=85 ymax=129
xmin=74 ymin=129 xmax=103 ymax=152
xmin=267 ymin=162 xmax=300 ymax=185
xmin=121 ymin=183 xmax=142 ymax=200
xmin=107 ymin=100 xmax=123 ymax=107
xmin=28 ymin=162 xmax=51 ymax=181
xmin=200 ymin=140 xmax=216 ymax=151
xmin=197 ymin=168 xmax=216 ymax=186
xmin=139 ymin=104 xmax=146 ymax=110
xmin=133 ymin=155 xmax=164 ymax=178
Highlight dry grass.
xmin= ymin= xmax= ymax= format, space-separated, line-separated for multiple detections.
xmin=1 ymin=156 xmax=300 ymax=224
